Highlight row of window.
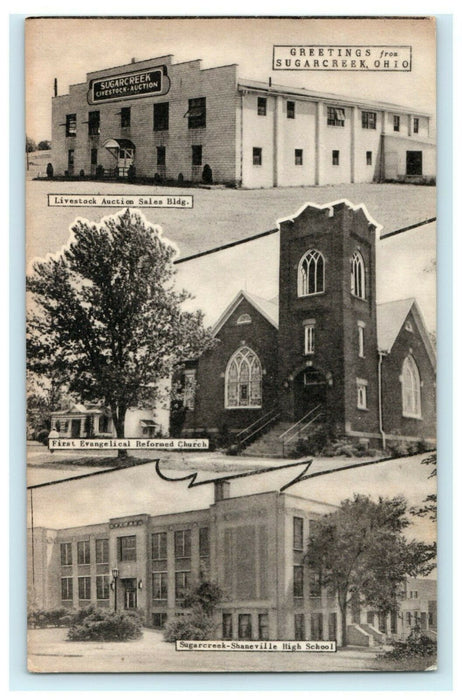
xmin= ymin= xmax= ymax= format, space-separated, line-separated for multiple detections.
xmin=298 ymin=248 xmax=366 ymax=299
xmin=152 ymin=571 xmax=190 ymax=601
xmin=60 ymin=538 xmax=108 ymax=566
xmin=61 ymin=575 xmax=110 ymax=601
xmin=326 ymin=107 xmax=419 ymax=133
xmin=65 ymin=98 xmax=206 ymax=138
xmin=252 ymin=147 xmax=373 ymax=168
xmin=293 ymin=566 xmax=327 ymax=599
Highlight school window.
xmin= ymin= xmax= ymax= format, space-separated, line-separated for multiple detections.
xmin=406 ymin=611 xmax=412 ymax=625
xmin=118 ymin=535 xmax=136 ymax=562
xmin=153 ymin=102 xmax=169 ymax=131
xmin=295 ymin=149 xmax=303 ymax=165
xmin=309 ymin=571 xmax=322 ymax=597
xmin=294 ymin=613 xmax=305 ymax=641
xmin=91 ymin=148 xmax=98 ymax=166
xmin=356 ymin=379 xmax=368 ymax=410
xmin=293 ymin=517 xmax=304 ymax=550
xmin=174 ymin=529 xmax=191 ymax=558
xmin=327 ymin=106 xmax=345 ymax=126
xmin=293 ymin=565 xmax=304 ymax=598
xmin=120 ymin=107 xmax=131 ymax=128
xmin=390 ymin=611 xmax=398 ymax=633
xmin=199 ymin=527 xmax=209 ymax=557
xmin=156 ymin=146 xmax=166 ymax=167
xmin=413 ymin=117 xmax=419 ymax=134
xmin=77 ymin=540 xmax=90 ymax=565
xmin=361 ymin=111 xmax=377 ymax=129
xmin=152 ymin=612 xmax=167 ymax=629
xmin=152 ymin=532 xmax=167 ymax=560
xmin=222 ymin=613 xmax=233 ymax=639
xmin=332 ymin=150 xmax=340 ymax=166
xmin=61 ymin=577 xmax=73 ymax=600
xmin=304 ymin=322 xmax=315 ymax=355
xmin=393 ymin=115 xmax=400 ymax=132
xmin=366 ymin=151 xmax=372 ymax=166
xmin=65 ymin=113 xmax=76 ymax=136
xmin=258 ymin=613 xmax=269 ymax=640
xmin=253 ymin=147 xmax=262 ymax=166
xmin=238 ymin=614 xmax=252 ymax=640
xmin=152 ymin=572 xmax=168 ymax=600
xmin=60 ymin=542 xmax=72 ymax=566
xmin=257 ymin=97 xmax=267 ymax=116
xmin=95 ymin=538 xmax=108 ymax=564
xmin=175 ymin=571 xmax=190 ymax=601
xmin=96 ymin=575 xmax=110 ymax=600
xmin=192 ymin=145 xmax=202 ymax=166
xmin=357 ymin=322 xmax=365 ymax=358
xmin=298 ymin=250 xmax=325 ymax=297
xmin=78 ymin=576 xmax=91 ymax=600
xmin=88 ymin=111 xmax=100 ymax=136
xmin=187 ymin=97 xmax=206 ymax=129
xmin=287 ymin=100 xmax=295 ymax=118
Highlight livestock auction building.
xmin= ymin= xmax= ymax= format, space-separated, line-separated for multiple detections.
xmin=51 ymin=54 xmax=436 ymax=187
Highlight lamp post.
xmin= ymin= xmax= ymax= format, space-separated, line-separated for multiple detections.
xmin=112 ymin=567 xmax=119 ymax=612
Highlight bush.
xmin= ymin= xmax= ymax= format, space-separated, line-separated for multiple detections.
xmin=178 ymin=173 xmax=184 ymax=184
xmin=46 ymin=162 xmax=53 ymax=178
xmin=127 ymin=164 xmax=136 ymax=182
xmin=163 ymin=607 xmax=216 ymax=643
xmin=28 ymin=607 xmax=72 ymax=628
xmin=79 ymin=169 xmax=85 ymax=178
xmin=36 ymin=428 xmax=49 ymax=445
xmin=380 ymin=630 xmax=437 ymax=660
xmin=95 ymin=164 xmax=104 ymax=179
xmin=67 ymin=609 xmax=143 ymax=642
xmin=202 ymin=164 xmax=213 ymax=184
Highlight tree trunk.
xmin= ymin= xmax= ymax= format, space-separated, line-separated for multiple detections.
xmin=339 ymin=594 xmax=348 ymax=648
xmin=112 ymin=403 xmax=128 ymax=459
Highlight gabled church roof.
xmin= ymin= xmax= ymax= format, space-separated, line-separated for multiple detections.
xmin=377 ymin=298 xmax=436 ymax=370
xmin=212 ymin=290 xmax=278 ymax=336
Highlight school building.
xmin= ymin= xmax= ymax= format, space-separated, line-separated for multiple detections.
xmin=51 ymin=54 xmax=436 ymax=187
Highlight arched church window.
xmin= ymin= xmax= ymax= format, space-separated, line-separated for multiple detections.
xmin=401 ymin=355 xmax=421 ymax=418
xmin=298 ymin=249 xmax=325 ymax=297
xmin=225 ymin=346 xmax=262 ymax=408
xmin=237 ymin=313 xmax=252 ymax=325
xmin=350 ymin=250 xmax=366 ymax=299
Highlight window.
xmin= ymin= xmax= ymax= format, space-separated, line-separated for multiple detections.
xmin=121 ymin=107 xmax=131 ymax=128
xmin=187 ymin=97 xmax=206 ymax=129
xmin=91 ymin=148 xmax=98 ymax=166
xmin=152 ymin=532 xmax=167 ymax=560
xmin=67 ymin=150 xmax=74 ymax=169
xmin=356 ymin=378 xmax=368 ymax=410
xmin=175 ymin=571 xmax=190 ymax=601
xmin=401 ymin=355 xmax=421 ymax=418
xmin=157 ymin=146 xmax=166 ymax=167
xmin=332 ymin=150 xmax=339 ymax=166
xmin=298 ymin=249 xmax=325 ymax=297
xmin=118 ymin=535 xmax=136 ymax=562
xmin=96 ymin=575 xmax=110 ymax=600
xmin=174 ymin=529 xmax=191 ymax=558
xmin=252 ymin=147 xmax=262 ymax=166
xmin=294 ymin=149 xmax=303 ymax=165
xmin=183 ymin=369 xmax=196 ymax=411
xmin=367 ymin=611 xmax=375 ymax=625
xmin=153 ymin=102 xmax=169 ymax=131
xmin=357 ymin=321 xmax=365 ymax=358
xmin=304 ymin=322 xmax=315 ymax=355
xmin=361 ymin=111 xmax=377 ymax=129
xmin=60 ymin=542 xmax=72 ymax=566
xmin=225 ymin=346 xmax=262 ymax=408
xmin=413 ymin=118 xmax=419 ymax=134
xmin=61 ymin=577 xmax=73 ymax=601
xmin=366 ymin=151 xmax=372 ymax=166
xmin=88 ymin=111 xmax=100 ymax=136
xmin=95 ymin=539 xmax=108 ymax=564
xmin=311 ymin=613 xmax=323 ymax=641
xmin=199 ymin=527 xmax=209 ymax=557
xmin=238 ymin=614 xmax=252 ymax=640
xmin=350 ymin=250 xmax=366 ymax=299
xmin=77 ymin=540 xmax=90 ymax=565
xmin=152 ymin=612 xmax=167 ymax=629
xmin=393 ymin=115 xmax=400 ymax=132
xmin=257 ymin=97 xmax=267 ymax=116
xmin=192 ymin=145 xmax=202 ymax=166
xmin=327 ymin=106 xmax=345 ymax=126
xmin=287 ymin=101 xmax=295 ymax=119
xmin=390 ymin=611 xmax=398 ymax=633
xmin=152 ymin=572 xmax=168 ymax=600
xmin=293 ymin=517 xmax=304 ymax=550
xmin=222 ymin=613 xmax=233 ymax=639
xmin=294 ymin=613 xmax=305 ymax=641
xmin=293 ymin=565 xmax=304 ymax=598
xmin=78 ymin=576 xmax=91 ymax=600
xmin=65 ymin=114 xmax=76 ymax=137
xmin=237 ymin=313 xmax=251 ymax=325
xmin=406 ymin=611 xmax=412 ymax=626
xmin=309 ymin=571 xmax=322 ymax=597
xmin=378 ymin=612 xmax=387 ymax=633
xmin=258 ymin=613 xmax=269 ymax=640
xmin=405 ymin=320 xmax=414 ymax=333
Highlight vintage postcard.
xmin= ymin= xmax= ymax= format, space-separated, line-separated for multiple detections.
xmin=25 ymin=16 xmax=437 ymax=673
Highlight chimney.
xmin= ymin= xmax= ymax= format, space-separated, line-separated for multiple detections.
xmin=214 ymin=481 xmax=230 ymax=502
xmin=131 ymin=57 xmax=136 ymax=64
xmin=269 ymin=77 xmax=272 ymax=87
xmin=54 ymin=78 xmax=58 ymax=97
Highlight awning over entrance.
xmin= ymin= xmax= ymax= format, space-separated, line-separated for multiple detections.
xmin=103 ymin=138 xmax=136 ymax=153
xmin=140 ymin=419 xmax=157 ymax=428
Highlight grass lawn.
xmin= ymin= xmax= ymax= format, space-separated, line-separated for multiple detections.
xmin=369 ymin=655 xmax=437 ymax=672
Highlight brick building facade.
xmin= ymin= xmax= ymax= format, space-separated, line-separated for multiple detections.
xmin=51 ymin=54 xmax=436 ymax=187
xmin=181 ymin=200 xmax=436 ymax=447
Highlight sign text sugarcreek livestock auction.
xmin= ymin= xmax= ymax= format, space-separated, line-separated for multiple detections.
xmin=88 ymin=65 xmax=170 ymax=103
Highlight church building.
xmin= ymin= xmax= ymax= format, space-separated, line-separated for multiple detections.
xmin=179 ymin=200 xmax=436 ymax=450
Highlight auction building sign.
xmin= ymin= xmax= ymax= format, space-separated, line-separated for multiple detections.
xmin=88 ymin=65 xmax=170 ymax=103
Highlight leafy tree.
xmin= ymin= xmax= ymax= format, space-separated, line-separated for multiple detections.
xmin=305 ymin=494 xmax=436 ymax=647
xmin=26 ymin=209 xmax=214 ymax=449
xmin=26 ymin=136 xmax=37 ymax=153
xmin=163 ymin=578 xmax=224 ymax=642
xmin=37 ymin=140 xmax=51 ymax=150
xmin=410 ymin=453 xmax=437 ymax=522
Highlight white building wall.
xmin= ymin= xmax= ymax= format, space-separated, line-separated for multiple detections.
xmin=241 ymin=92 xmax=275 ymax=188
xmin=320 ymin=103 xmax=352 ymax=185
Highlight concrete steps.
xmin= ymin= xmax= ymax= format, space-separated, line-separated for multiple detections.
xmin=242 ymin=422 xmax=294 ymax=457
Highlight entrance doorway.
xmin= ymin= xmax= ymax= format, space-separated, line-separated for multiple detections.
xmin=103 ymin=139 xmax=136 ymax=178
xmin=122 ymin=578 xmax=137 ymax=609
xmin=406 ymin=150 xmax=423 ymax=176
xmin=293 ymin=367 xmax=327 ymax=421
xmin=71 ymin=419 xmax=81 ymax=438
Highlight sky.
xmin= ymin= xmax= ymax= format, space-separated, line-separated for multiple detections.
xmin=25 ymin=16 xmax=436 ymax=143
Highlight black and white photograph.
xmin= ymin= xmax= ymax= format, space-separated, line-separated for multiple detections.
xmin=25 ymin=16 xmax=437 ymax=674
